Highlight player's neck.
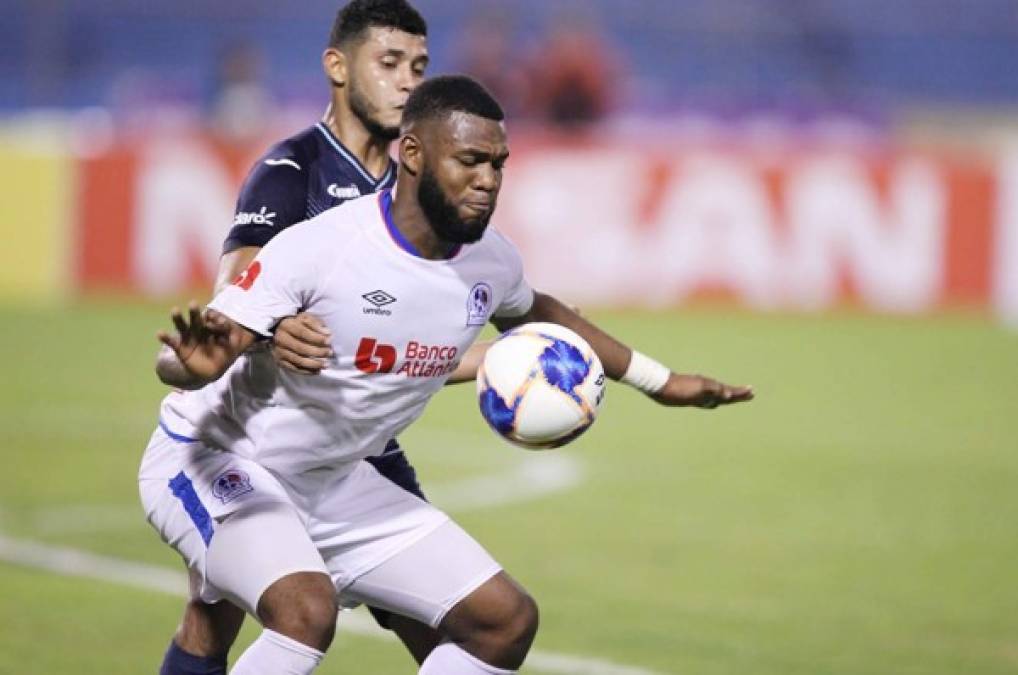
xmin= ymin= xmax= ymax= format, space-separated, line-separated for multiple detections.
xmin=322 ymin=104 xmax=392 ymax=180
xmin=390 ymin=184 xmax=459 ymax=260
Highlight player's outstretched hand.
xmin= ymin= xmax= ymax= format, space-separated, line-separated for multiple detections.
xmin=651 ymin=373 xmax=754 ymax=409
xmin=157 ymin=302 xmax=241 ymax=381
xmin=273 ymin=313 xmax=333 ymax=374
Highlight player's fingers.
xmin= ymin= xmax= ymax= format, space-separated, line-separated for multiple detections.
xmin=293 ymin=315 xmax=333 ymax=345
xmin=272 ymin=345 xmax=327 ymax=373
xmin=170 ymin=307 xmax=189 ymax=336
xmin=727 ymin=385 xmax=755 ymax=402
xmin=277 ymin=319 xmax=333 ymax=351
xmin=274 ymin=326 xmax=310 ymax=351
xmin=298 ymin=313 xmax=332 ymax=337
xmin=204 ymin=308 xmax=231 ymax=334
xmin=291 ymin=341 xmax=333 ymax=359
xmin=188 ymin=302 xmax=203 ymax=333
xmin=715 ymin=384 xmax=754 ymax=406
xmin=157 ymin=330 xmax=181 ymax=352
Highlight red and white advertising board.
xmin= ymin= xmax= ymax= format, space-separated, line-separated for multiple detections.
xmin=71 ymin=130 xmax=1018 ymax=325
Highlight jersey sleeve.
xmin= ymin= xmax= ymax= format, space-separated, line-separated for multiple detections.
xmin=491 ymin=230 xmax=535 ymax=318
xmin=222 ymin=156 xmax=307 ymax=254
xmin=209 ymin=222 xmax=327 ymax=337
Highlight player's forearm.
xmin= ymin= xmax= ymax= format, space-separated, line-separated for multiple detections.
xmin=496 ymin=292 xmax=635 ymax=381
xmin=155 ymin=345 xmax=213 ymax=390
xmin=445 ymin=340 xmax=492 ymax=384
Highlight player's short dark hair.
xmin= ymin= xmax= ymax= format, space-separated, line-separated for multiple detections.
xmin=401 ymin=75 xmax=505 ymax=129
xmin=329 ymin=0 xmax=427 ymax=48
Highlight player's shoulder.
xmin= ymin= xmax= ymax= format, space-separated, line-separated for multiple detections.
xmin=253 ymin=126 xmax=321 ymax=175
xmin=315 ymin=191 xmax=381 ymax=228
xmin=476 ymin=225 xmax=523 ymax=261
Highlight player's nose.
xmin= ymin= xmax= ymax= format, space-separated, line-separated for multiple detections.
xmin=475 ymin=162 xmax=502 ymax=190
xmin=397 ymin=65 xmax=419 ymax=93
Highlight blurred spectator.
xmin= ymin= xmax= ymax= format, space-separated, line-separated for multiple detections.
xmin=780 ymin=0 xmax=856 ymax=104
xmin=209 ymin=41 xmax=274 ymax=142
xmin=453 ymin=8 xmax=532 ymax=119
xmin=525 ymin=15 xmax=622 ymax=130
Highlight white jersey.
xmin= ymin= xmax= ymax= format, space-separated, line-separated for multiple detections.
xmin=159 ymin=190 xmax=533 ymax=477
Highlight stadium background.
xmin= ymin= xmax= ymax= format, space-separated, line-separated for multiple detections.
xmin=1 ymin=1 xmax=1016 ymax=673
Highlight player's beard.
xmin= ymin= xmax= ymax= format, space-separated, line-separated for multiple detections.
xmin=418 ymin=165 xmax=489 ymax=245
xmin=347 ymin=76 xmax=400 ymax=141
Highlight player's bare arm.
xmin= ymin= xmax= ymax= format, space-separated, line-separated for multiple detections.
xmin=493 ymin=291 xmax=754 ymax=409
xmin=214 ymin=246 xmax=260 ymax=295
xmin=444 ymin=340 xmax=492 ymax=383
xmin=156 ymin=302 xmax=256 ymax=389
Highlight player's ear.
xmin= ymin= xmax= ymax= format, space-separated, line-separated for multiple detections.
xmin=322 ymin=47 xmax=348 ymax=87
xmin=399 ymin=133 xmax=422 ymax=176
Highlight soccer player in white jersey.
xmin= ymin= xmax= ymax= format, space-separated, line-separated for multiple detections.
xmin=157 ymin=3 xmax=460 ymax=672
xmin=144 ymin=75 xmax=753 ymax=675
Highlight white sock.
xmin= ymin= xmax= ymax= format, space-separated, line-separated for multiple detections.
xmin=229 ymin=629 xmax=324 ymax=675
xmin=418 ymin=642 xmax=516 ymax=675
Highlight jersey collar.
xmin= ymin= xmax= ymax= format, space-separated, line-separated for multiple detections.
xmin=315 ymin=122 xmax=395 ymax=187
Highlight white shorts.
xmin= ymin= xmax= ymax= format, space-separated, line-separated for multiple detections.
xmin=138 ymin=424 xmax=499 ymax=623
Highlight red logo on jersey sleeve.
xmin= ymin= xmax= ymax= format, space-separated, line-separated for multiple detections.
xmin=231 ymin=260 xmax=261 ymax=290
xmin=355 ymin=337 xmax=397 ymax=374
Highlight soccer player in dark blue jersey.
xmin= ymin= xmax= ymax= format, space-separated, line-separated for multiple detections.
xmin=157 ymin=2 xmax=479 ymax=673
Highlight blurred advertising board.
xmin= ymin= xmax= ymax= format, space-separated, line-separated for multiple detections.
xmin=4 ymin=122 xmax=1016 ymax=325
xmin=0 ymin=130 xmax=75 ymax=302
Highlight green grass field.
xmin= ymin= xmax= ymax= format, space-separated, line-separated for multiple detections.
xmin=1 ymin=300 xmax=1016 ymax=674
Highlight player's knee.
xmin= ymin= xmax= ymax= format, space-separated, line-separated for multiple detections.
xmin=469 ymin=588 xmax=538 ymax=669
xmin=256 ymin=572 xmax=337 ymax=652
xmin=445 ymin=576 xmax=539 ymax=668
xmin=496 ymin=590 xmax=539 ymax=660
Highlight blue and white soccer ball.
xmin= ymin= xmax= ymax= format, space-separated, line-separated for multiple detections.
xmin=477 ymin=322 xmax=606 ymax=450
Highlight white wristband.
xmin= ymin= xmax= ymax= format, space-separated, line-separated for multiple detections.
xmin=620 ymin=350 xmax=671 ymax=395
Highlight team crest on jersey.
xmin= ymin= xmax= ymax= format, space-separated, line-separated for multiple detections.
xmin=212 ymin=469 xmax=254 ymax=504
xmin=467 ymin=282 xmax=493 ymax=326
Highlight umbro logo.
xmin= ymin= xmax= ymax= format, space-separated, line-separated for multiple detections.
xmin=362 ymin=290 xmax=396 ymax=316
xmin=328 ymin=183 xmax=362 ymax=200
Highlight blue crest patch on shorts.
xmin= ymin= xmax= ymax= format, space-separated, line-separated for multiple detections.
xmin=212 ymin=468 xmax=254 ymax=504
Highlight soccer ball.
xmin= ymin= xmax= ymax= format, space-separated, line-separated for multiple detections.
xmin=477 ymin=322 xmax=605 ymax=449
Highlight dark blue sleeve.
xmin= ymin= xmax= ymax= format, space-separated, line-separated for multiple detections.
xmin=222 ymin=158 xmax=307 ymax=254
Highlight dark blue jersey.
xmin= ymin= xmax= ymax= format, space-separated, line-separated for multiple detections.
xmin=223 ymin=122 xmax=397 ymax=254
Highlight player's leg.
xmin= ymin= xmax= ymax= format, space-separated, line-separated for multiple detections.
xmin=206 ymin=503 xmax=336 ymax=674
xmin=160 ymin=585 xmax=244 ymax=674
xmin=140 ymin=430 xmax=333 ymax=674
xmin=341 ymin=520 xmax=538 ymax=674
xmin=423 ymin=572 xmax=538 ymax=672
xmin=364 ymin=443 xmax=443 ymax=664
xmin=386 ymin=614 xmax=443 ymax=664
